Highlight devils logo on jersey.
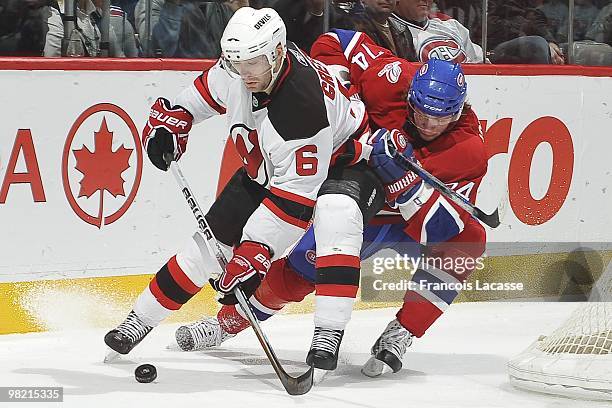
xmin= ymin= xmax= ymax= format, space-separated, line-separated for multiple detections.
xmin=419 ymin=37 xmax=467 ymax=63
xmin=231 ymin=124 xmax=267 ymax=184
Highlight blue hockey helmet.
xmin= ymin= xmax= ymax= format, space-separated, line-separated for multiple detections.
xmin=408 ymin=58 xmax=467 ymax=118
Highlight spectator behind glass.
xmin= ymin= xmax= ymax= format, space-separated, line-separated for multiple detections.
xmin=115 ymin=0 xmax=138 ymax=26
xmin=389 ymin=0 xmax=484 ymax=63
xmin=45 ymin=0 xmax=138 ymax=56
xmin=537 ymin=0 xmax=568 ymax=36
xmin=436 ymin=0 xmax=483 ymax=45
xmin=0 ymin=0 xmax=57 ymax=56
xmin=586 ymin=2 xmax=612 ymax=45
xmin=150 ymin=0 xmax=248 ymax=58
xmin=274 ymin=0 xmax=327 ymax=52
xmin=134 ymin=0 xmax=162 ymax=54
xmin=557 ymin=0 xmax=599 ymax=42
xmin=110 ymin=2 xmax=140 ymax=56
xmin=486 ymin=0 xmax=565 ymax=64
xmin=275 ymin=0 xmax=364 ymax=53
xmin=357 ymin=0 xmax=401 ymax=55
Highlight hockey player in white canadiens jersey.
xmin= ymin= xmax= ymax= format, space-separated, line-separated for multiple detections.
xmin=104 ymin=7 xmax=385 ymax=371
xmin=390 ymin=0 xmax=484 ymax=63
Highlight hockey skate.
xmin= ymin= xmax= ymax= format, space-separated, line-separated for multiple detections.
xmin=362 ymin=319 xmax=413 ymax=377
xmin=306 ymin=327 xmax=344 ymax=371
xmin=175 ymin=317 xmax=235 ymax=351
xmin=104 ymin=311 xmax=153 ymax=362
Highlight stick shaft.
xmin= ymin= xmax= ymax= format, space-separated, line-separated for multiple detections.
xmin=166 ymin=159 xmax=313 ymax=394
xmin=392 ymin=149 xmax=500 ymax=228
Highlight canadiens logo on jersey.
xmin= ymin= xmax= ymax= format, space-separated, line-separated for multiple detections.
xmin=305 ymin=249 xmax=316 ymax=265
xmin=419 ymin=37 xmax=467 ymax=63
xmin=377 ymin=61 xmax=403 ymax=84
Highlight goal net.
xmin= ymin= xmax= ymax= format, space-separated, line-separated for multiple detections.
xmin=508 ymin=259 xmax=612 ymax=400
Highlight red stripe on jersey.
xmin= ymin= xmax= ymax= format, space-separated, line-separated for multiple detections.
xmin=336 ymin=77 xmax=356 ymax=101
xmin=167 ymin=255 xmax=200 ymax=295
xmin=330 ymin=143 xmax=347 ymax=166
xmin=315 ymin=283 xmax=359 ymax=298
xmin=396 ymin=290 xmax=444 ymax=337
xmin=194 ymin=72 xmax=226 ymax=114
xmin=348 ymin=139 xmax=364 ymax=166
xmin=316 ymin=254 xmax=360 ymax=269
xmin=269 ymin=187 xmax=316 ymax=207
xmin=149 ymin=279 xmax=181 ymax=310
xmin=355 ymin=108 xmax=370 ymax=137
xmin=262 ymin=198 xmax=309 ymax=229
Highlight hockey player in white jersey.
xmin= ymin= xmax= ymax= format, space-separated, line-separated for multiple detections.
xmin=390 ymin=0 xmax=485 ymax=63
xmin=170 ymin=36 xmax=488 ymax=379
xmin=104 ymin=7 xmax=384 ymax=371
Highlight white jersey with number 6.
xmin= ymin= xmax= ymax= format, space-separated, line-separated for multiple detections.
xmin=173 ymin=42 xmax=369 ymax=258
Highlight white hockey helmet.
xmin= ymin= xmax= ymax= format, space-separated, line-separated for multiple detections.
xmin=220 ymin=7 xmax=287 ymax=87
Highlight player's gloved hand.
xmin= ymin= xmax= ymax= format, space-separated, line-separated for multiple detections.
xmin=142 ymin=97 xmax=193 ymax=171
xmin=210 ymin=241 xmax=271 ymax=304
xmin=368 ymin=128 xmax=424 ymax=206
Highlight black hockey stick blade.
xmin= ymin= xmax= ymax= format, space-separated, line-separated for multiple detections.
xmin=280 ymin=366 xmax=315 ymax=396
xmin=473 ymin=206 xmax=500 ymax=228
xmin=234 ymin=288 xmax=314 ymax=395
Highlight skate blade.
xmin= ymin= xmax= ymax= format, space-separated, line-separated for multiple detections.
xmin=313 ymin=368 xmax=330 ymax=385
xmin=103 ymin=349 xmax=121 ymax=364
xmin=361 ymin=356 xmax=393 ymax=378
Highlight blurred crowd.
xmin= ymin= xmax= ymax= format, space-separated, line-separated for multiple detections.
xmin=0 ymin=0 xmax=610 ymax=64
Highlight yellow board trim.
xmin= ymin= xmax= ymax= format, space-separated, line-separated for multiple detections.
xmin=2 ymin=249 xmax=610 ymax=334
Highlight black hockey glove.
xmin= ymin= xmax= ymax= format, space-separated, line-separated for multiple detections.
xmin=142 ymin=97 xmax=193 ymax=171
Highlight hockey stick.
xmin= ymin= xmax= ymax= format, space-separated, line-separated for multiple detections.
xmin=388 ymin=144 xmax=501 ymax=228
xmin=164 ymin=155 xmax=314 ymax=395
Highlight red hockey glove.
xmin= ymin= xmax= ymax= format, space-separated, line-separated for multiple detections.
xmin=142 ymin=97 xmax=193 ymax=171
xmin=210 ymin=241 xmax=271 ymax=297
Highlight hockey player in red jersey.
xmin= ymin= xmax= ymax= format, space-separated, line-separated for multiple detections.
xmin=176 ymin=31 xmax=488 ymax=377
xmin=104 ymin=12 xmax=386 ymax=372
xmin=310 ymin=29 xmax=420 ymax=130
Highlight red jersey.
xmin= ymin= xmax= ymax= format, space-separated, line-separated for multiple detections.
xmin=311 ymin=29 xmax=418 ymax=131
xmin=311 ymin=29 xmax=487 ymax=244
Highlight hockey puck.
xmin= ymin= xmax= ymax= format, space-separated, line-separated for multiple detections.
xmin=135 ymin=364 xmax=157 ymax=383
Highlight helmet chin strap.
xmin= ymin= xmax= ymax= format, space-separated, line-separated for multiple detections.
xmin=262 ymin=52 xmax=286 ymax=94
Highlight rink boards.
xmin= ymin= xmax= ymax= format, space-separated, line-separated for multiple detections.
xmin=0 ymin=60 xmax=611 ymax=334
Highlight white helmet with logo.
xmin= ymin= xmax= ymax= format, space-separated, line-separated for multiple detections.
xmin=221 ymin=7 xmax=287 ymax=89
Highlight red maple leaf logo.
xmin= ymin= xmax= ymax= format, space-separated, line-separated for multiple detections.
xmin=73 ymin=117 xmax=133 ymax=228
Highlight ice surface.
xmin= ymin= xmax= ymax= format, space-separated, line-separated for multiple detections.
xmin=1 ymin=303 xmax=608 ymax=408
